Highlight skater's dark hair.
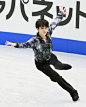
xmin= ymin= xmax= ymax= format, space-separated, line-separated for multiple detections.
xmin=35 ymin=19 xmax=49 ymax=29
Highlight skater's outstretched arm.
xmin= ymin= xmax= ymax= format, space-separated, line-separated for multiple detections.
xmin=47 ymin=6 xmax=67 ymax=37
xmin=5 ymin=37 xmax=35 ymax=48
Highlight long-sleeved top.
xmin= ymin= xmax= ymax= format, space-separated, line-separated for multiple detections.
xmin=14 ymin=11 xmax=64 ymax=62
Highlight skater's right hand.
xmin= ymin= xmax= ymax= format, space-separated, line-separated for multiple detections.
xmin=5 ymin=41 xmax=17 ymax=49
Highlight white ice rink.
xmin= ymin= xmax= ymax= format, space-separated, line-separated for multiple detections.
xmin=0 ymin=45 xmax=86 ymax=107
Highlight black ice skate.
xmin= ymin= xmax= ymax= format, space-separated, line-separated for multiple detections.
xmin=62 ymin=64 xmax=72 ymax=70
xmin=70 ymin=90 xmax=79 ymax=101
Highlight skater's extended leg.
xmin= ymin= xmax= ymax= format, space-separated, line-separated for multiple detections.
xmin=35 ymin=60 xmax=79 ymax=101
xmin=50 ymin=53 xmax=72 ymax=70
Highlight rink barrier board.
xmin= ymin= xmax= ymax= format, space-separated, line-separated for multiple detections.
xmin=0 ymin=31 xmax=86 ymax=55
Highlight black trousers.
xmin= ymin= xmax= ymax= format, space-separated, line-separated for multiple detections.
xmin=35 ymin=53 xmax=75 ymax=93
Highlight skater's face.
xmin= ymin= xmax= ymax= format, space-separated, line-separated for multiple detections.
xmin=37 ymin=26 xmax=48 ymax=36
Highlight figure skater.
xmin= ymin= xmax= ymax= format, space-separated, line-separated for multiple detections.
xmin=5 ymin=6 xmax=79 ymax=101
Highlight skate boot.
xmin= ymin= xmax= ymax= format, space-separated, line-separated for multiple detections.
xmin=70 ymin=90 xmax=79 ymax=101
xmin=62 ymin=64 xmax=72 ymax=70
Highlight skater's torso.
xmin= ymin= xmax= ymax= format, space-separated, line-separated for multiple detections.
xmin=32 ymin=32 xmax=52 ymax=62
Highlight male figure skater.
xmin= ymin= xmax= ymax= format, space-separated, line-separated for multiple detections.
xmin=5 ymin=7 xmax=79 ymax=101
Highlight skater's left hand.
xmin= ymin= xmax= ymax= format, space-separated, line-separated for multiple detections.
xmin=59 ymin=6 xmax=67 ymax=15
